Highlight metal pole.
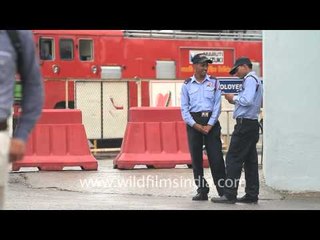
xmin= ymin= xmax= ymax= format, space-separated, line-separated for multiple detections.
xmin=136 ymin=77 xmax=142 ymax=107
xmin=65 ymin=79 xmax=69 ymax=109
xmin=90 ymin=148 xmax=121 ymax=153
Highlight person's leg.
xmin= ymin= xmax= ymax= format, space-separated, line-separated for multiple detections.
xmin=224 ymin=123 xmax=254 ymax=199
xmin=204 ymin=121 xmax=225 ymax=196
xmin=0 ymin=131 xmax=10 ymax=210
xmin=187 ymin=125 xmax=209 ymax=194
xmin=243 ymin=122 xmax=260 ymax=199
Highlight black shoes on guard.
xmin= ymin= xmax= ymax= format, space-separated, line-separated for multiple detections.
xmin=192 ymin=192 xmax=208 ymax=201
xmin=237 ymin=194 xmax=258 ymax=203
xmin=193 ymin=193 xmax=258 ymax=204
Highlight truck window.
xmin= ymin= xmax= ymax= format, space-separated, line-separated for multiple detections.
xmin=39 ymin=38 xmax=54 ymax=60
xmin=79 ymin=39 xmax=93 ymax=61
xmin=60 ymin=39 xmax=74 ymax=60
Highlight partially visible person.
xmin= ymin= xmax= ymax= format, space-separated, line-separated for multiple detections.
xmin=181 ymin=53 xmax=226 ymax=201
xmin=40 ymin=40 xmax=53 ymax=60
xmin=0 ymin=30 xmax=44 ymax=209
xmin=211 ymin=57 xmax=263 ymax=204
xmin=41 ymin=51 xmax=52 ymax=60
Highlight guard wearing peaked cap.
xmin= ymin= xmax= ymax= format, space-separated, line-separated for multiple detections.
xmin=229 ymin=57 xmax=252 ymax=75
xmin=191 ymin=53 xmax=213 ymax=64
xmin=180 ymin=52 xmax=226 ymax=201
xmin=211 ymin=56 xmax=263 ymax=204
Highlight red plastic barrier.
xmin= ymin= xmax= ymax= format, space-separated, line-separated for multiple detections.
xmin=37 ymin=109 xmax=82 ymax=124
xmin=129 ymin=107 xmax=183 ymax=122
xmin=114 ymin=108 xmax=209 ymax=169
xmin=12 ymin=110 xmax=97 ymax=171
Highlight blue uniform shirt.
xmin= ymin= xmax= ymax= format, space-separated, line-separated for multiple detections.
xmin=0 ymin=30 xmax=44 ymax=142
xmin=180 ymin=74 xmax=222 ymax=127
xmin=232 ymin=71 xmax=263 ymax=119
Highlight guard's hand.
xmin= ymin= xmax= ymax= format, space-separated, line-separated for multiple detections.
xmin=9 ymin=138 xmax=26 ymax=162
xmin=203 ymin=125 xmax=213 ymax=134
xmin=193 ymin=123 xmax=206 ymax=134
xmin=225 ymin=94 xmax=235 ymax=104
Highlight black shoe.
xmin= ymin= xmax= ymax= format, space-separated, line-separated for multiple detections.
xmin=217 ymin=189 xmax=224 ymax=197
xmin=237 ymin=194 xmax=258 ymax=204
xmin=192 ymin=192 xmax=208 ymax=201
xmin=211 ymin=195 xmax=236 ymax=204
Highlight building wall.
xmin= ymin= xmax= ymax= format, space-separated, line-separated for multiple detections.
xmin=263 ymin=30 xmax=320 ymax=191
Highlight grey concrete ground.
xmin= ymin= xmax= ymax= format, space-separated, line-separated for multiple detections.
xmin=4 ymin=153 xmax=320 ymax=210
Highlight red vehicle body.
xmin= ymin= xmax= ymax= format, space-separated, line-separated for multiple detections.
xmin=32 ymin=30 xmax=263 ymax=110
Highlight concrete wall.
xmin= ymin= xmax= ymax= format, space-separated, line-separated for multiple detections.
xmin=263 ymin=30 xmax=320 ymax=191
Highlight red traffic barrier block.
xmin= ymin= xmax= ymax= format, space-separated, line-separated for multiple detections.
xmin=129 ymin=107 xmax=183 ymax=122
xmin=114 ymin=121 xmax=209 ymax=169
xmin=12 ymin=123 xmax=98 ymax=171
xmin=37 ymin=109 xmax=82 ymax=124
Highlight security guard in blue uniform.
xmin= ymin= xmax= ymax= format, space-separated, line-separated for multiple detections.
xmin=211 ymin=57 xmax=263 ymax=204
xmin=181 ymin=53 xmax=226 ymax=201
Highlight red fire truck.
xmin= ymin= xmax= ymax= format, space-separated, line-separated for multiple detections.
xmin=32 ymin=30 xmax=262 ymax=109
xmin=28 ymin=30 xmax=262 ymax=145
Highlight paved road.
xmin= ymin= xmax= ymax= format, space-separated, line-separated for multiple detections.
xmin=4 ymin=155 xmax=320 ymax=210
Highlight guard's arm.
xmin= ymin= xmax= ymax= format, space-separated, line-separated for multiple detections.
xmin=233 ymin=77 xmax=256 ymax=106
xmin=180 ymin=84 xmax=196 ymax=127
xmin=13 ymin=30 xmax=44 ymax=142
xmin=208 ymin=80 xmax=221 ymax=126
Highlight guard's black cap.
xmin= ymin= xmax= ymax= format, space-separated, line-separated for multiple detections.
xmin=229 ymin=57 xmax=252 ymax=75
xmin=191 ymin=53 xmax=213 ymax=64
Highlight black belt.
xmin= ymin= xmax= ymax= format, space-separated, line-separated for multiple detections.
xmin=190 ymin=112 xmax=212 ymax=126
xmin=190 ymin=111 xmax=212 ymax=118
xmin=0 ymin=120 xmax=8 ymax=131
xmin=236 ymin=118 xmax=258 ymax=124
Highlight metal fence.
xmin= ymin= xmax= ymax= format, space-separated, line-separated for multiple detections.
xmin=49 ymin=78 xmax=262 ymax=155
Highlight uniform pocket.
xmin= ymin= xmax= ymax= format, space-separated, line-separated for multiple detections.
xmin=204 ymin=88 xmax=214 ymax=99
xmin=188 ymin=88 xmax=199 ymax=101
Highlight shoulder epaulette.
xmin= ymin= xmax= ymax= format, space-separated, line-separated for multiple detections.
xmin=184 ymin=78 xmax=191 ymax=84
xmin=243 ymin=75 xmax=259 ymax=92
xmin=245 ymin=75 xmax=258 ymax=83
